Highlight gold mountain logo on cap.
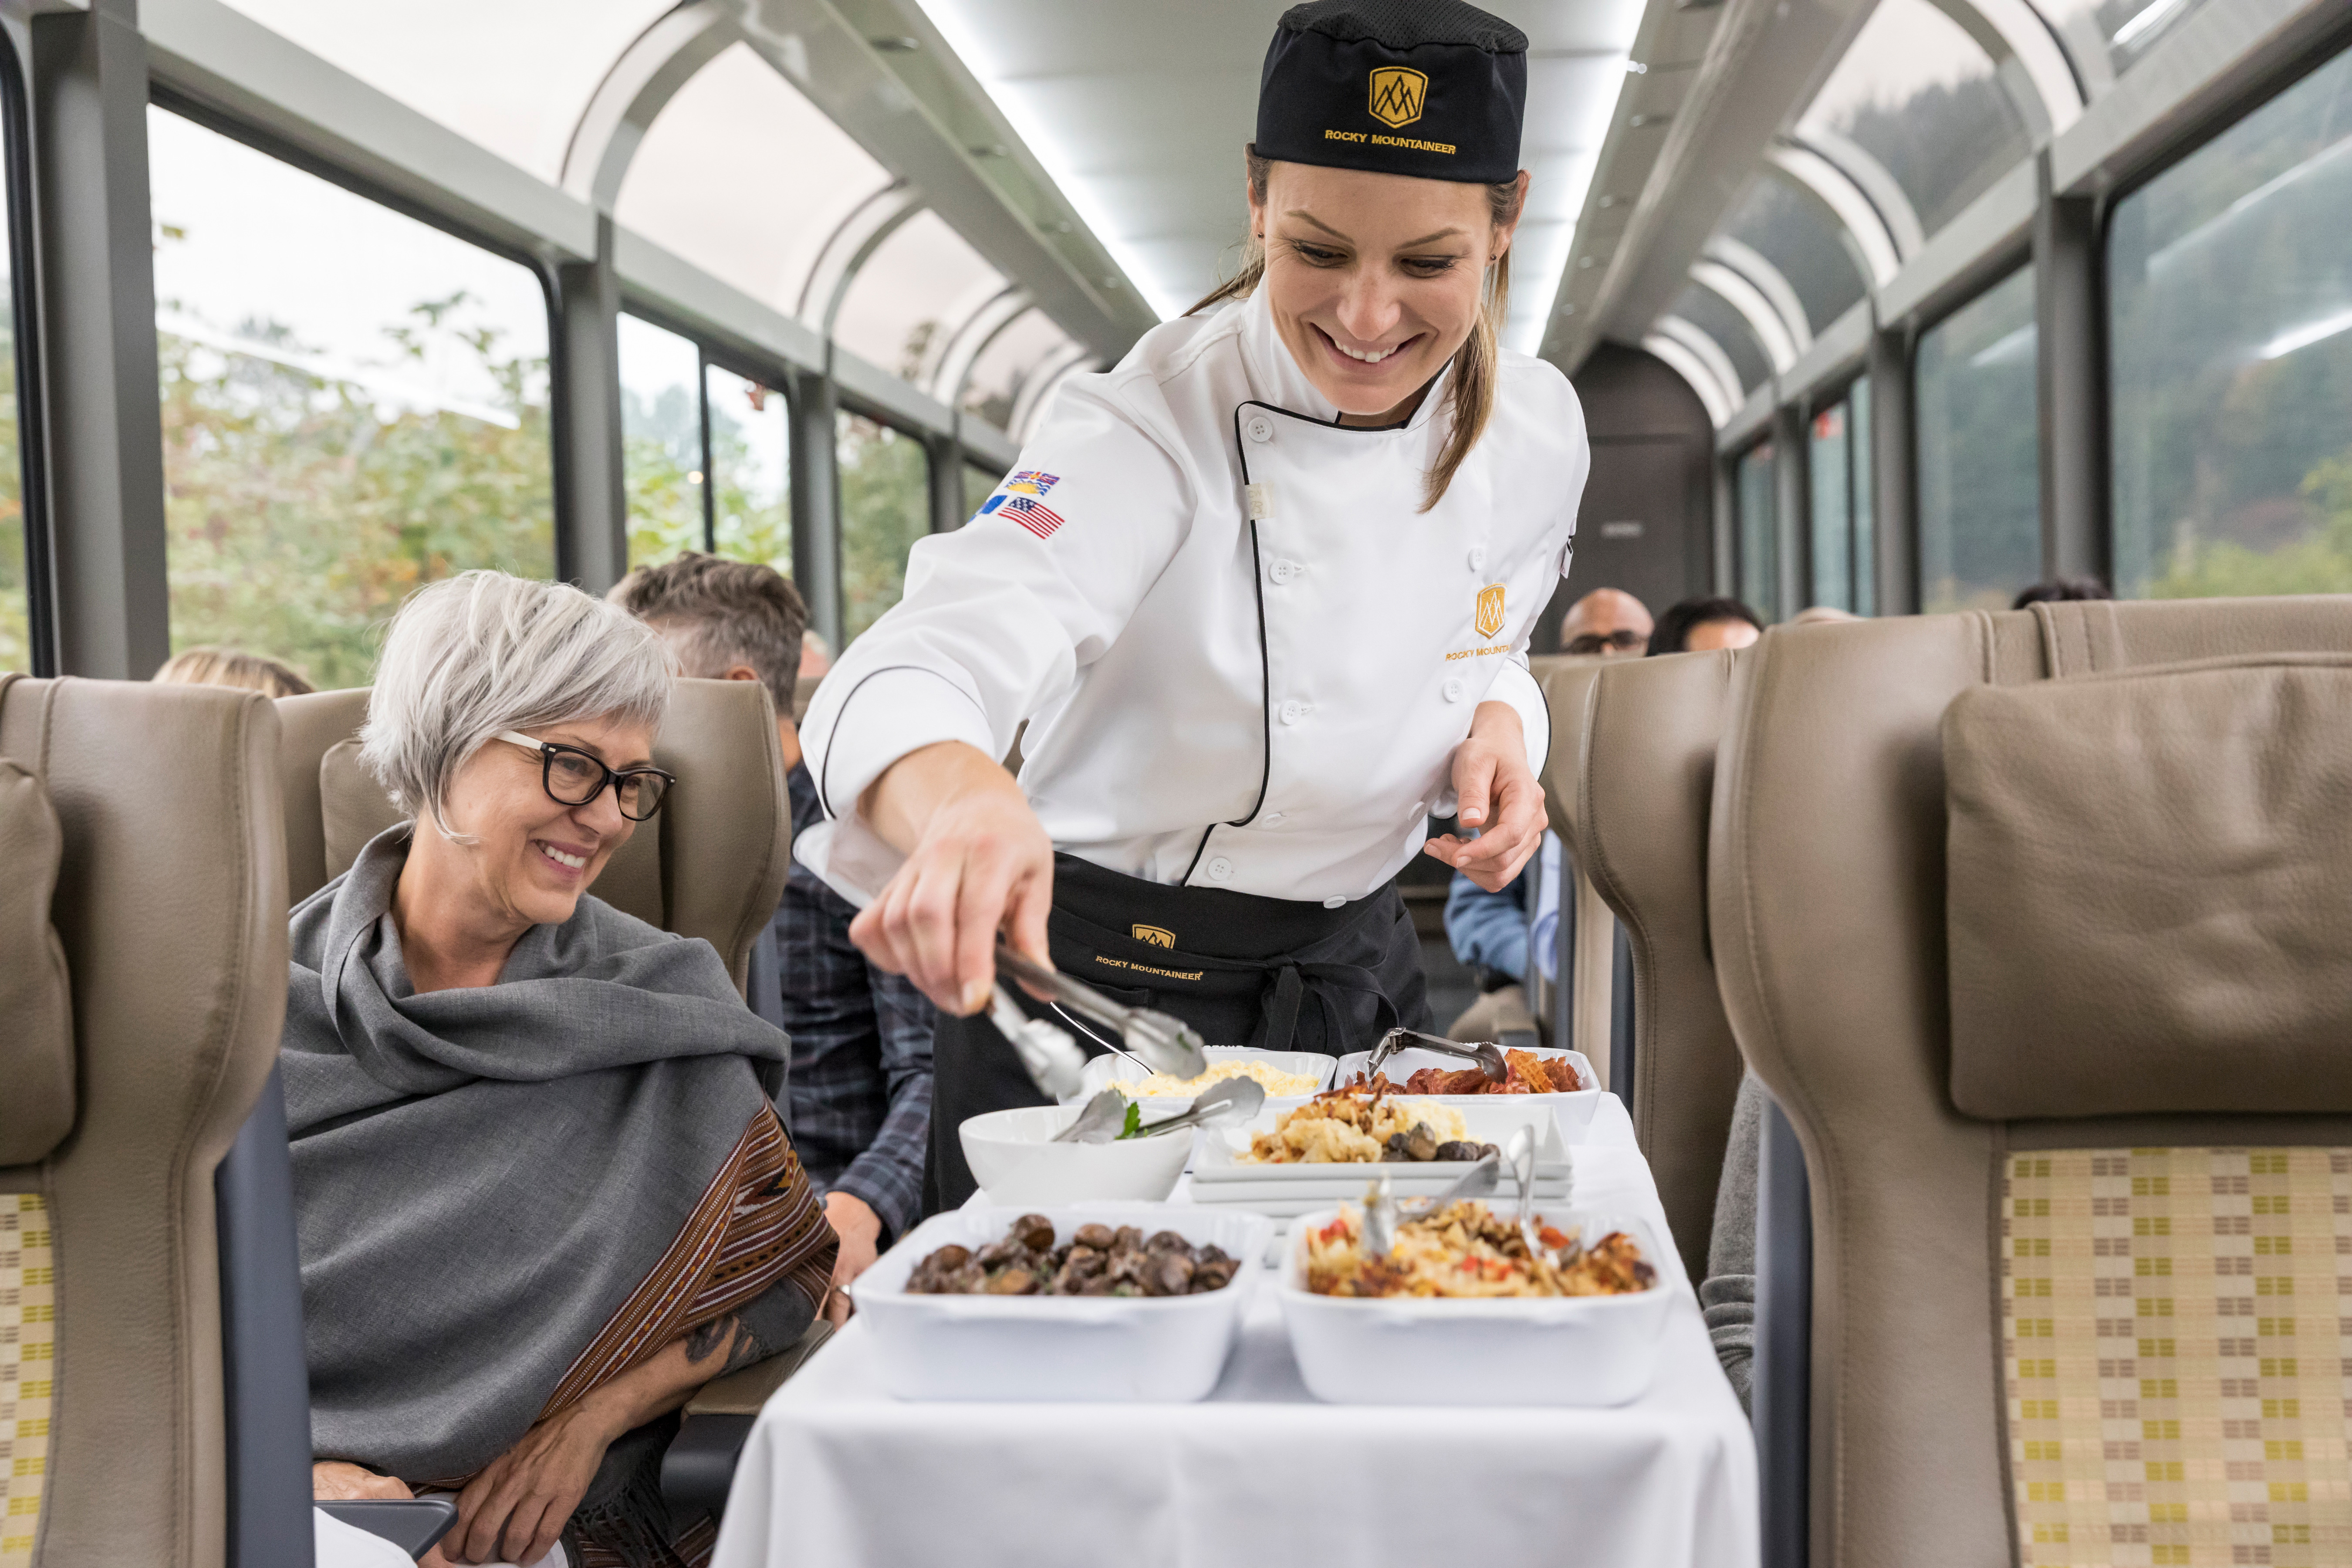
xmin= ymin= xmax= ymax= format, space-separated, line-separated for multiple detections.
xmin=1475 ymin=582 xmax=1506 ymax=640
xmin=1132 ymin=924 xmax=1176 ymax=949
xmin=1369 ymin=67 xmax=1428 ymax=129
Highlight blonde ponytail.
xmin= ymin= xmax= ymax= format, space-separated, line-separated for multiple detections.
xmin=1190 ymin=148 xmax=1522 ymax=512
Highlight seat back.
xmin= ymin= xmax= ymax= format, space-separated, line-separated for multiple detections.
xmin=1709 ymin=597 xmax=2352 ymax=1568
xmin=275 ymin=678 xmax=790 ymax=991
xmin=1534 ymin=654 xmax=1621 ymax=1086
xmin=0 ymin=676 xmax=288 ymax=1568
xmin=1572 ymin=649 xmax=1747 ymax=1284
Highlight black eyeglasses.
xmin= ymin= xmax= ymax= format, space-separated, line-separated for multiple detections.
xmin=1563 ymin=629 xmax=1649 ymax=656
xmin=497 ymin=731 xmax=675 ymax=821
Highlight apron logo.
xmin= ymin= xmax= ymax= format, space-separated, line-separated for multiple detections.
xmin=1369 ymin=67 xmax=1428 ymax=129
xmin=1131 ymin=923 xmax=1176 ymax=949
xmin=1474 ymin=582 xmax=1507 ymax=640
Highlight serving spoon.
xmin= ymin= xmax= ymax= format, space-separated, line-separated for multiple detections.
xmin=1125 ymin=1075 xmax=1266 ymax=1139
xmin=1507 ymin=1124 xmax=1582 ymax=1268
xmin=1365 ymin=1027 xmax=1509 ymax=1084
xmin=1360 ymin=1148 xmax=1503 ymax=1258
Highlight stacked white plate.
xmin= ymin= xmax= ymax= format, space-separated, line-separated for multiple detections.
xmin=1061 ymin=1044 xmax=1337 ymax=1108
xmin=1187 ymin=1098 xmax=1573 ymax=1217
xmin=1331 ymin=1043 xmax=1608 ymax=1142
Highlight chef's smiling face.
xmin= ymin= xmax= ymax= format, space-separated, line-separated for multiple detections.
xmin=1250 ymin=159 xmax=1526 ymax=425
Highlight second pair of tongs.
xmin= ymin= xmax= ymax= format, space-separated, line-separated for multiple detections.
xmin=1365 ymin=1026 xmax=1508 ymax=1083
xmin=995 ymin=943 xmax=1208 ymax=1081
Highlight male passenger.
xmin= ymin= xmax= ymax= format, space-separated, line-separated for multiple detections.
xmin=612 ymin=554 xmax=934 ymax=1289
xmin=1440 ymin=587 xmax=1652 ymax=1039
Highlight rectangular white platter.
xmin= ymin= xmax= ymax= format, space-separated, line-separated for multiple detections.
xmin=1186 ymin=1097 xmax=1572 ymax=1217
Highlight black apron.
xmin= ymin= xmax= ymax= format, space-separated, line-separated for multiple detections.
xmin=925 ymin=853 xmax=1433 ymax=1211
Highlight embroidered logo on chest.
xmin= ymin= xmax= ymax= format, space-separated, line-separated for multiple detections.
xmin=1474 ymin=582 xmax=1507 ymax=640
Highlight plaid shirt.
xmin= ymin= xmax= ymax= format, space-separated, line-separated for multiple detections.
xmin=774 ymin=762 xmax=935 ymax=1240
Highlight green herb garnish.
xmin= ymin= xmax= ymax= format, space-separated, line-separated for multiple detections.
xmin=1113 ymin=1100 xmax=1145 ymax=1140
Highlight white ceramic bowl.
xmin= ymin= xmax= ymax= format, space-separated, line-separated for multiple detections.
xmin=1278 ymin=1205 xmax=1670 ymax=1406
xmin=1067 ymin=1044 xmax=1337 ymax=1105
xmin=849 ymin=1205 xmax=1273 ymax=1401
xmin=959 ymin=1105 xmax=1193 ymax=1205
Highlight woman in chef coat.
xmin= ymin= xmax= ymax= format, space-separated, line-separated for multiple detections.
xmin=802 ymin=0 xmax=1589 ymax=1206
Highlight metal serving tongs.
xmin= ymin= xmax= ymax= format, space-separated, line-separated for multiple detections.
xmin=1365 ymin=1026 xmax=1509 ymax=1084
xmin=791 ymin=820 xmax=1207 ymax=1100
xmin=1507 ymin=1123 xmax=1582 ymax=1269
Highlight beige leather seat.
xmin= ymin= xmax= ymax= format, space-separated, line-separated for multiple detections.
xmin=1569 ymin=649 xmax=1749 ymax=1284
xmin=274 ymin=676 xmax=790 ymax=992
xmin=0 ymin=675 xmax=288 ymax=1568
xmin=1535 ymin=654 xmax=1621 ymax=1086
xmin=1710 ymin=597 xmax=2352 ymax=1568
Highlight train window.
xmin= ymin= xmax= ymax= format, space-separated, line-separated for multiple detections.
xmin=707 ymin=364 xmax=792 ymax=571
xmin=618 ymin=313 xmax=706 ymax=569
xmin=834 ymin=211 xmax=1009 ymax=389
xmin=963 ymin=461 xmax=1005 ymax=524
xmin=149 ymin=108 xmax=554 ymax=691
xmin=1719 ymin=176 xmax=1868 ymax=340
xmin=1808 ymin=382 xmax=1875 ymax=615
xmin=2031 ymin=0 xmax=2213 ymax=76
xmin=2108 ymin=47 xmax=2352 ymax=600
xmin=1795 ymin=0 xmax=2031 ymax=241
xmin=960 ymin=310 xmax=1077 ymax=435
xmin=1916 ymin=268 xmax=2040 ymax=614
xmin=1671 ymin=281 xmax=1771 ymax=397
xmin=838 ymin=409 xmax=930 ymax=640
xmin=216 ymin=1 xmax=673 ymax=184
xmin=614 ymin=42 xmax=892 ymax=325
xmin=1736 ymin=440 xmax=1778 ymax=620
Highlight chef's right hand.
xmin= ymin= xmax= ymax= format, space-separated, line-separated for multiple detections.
xmin=852 ymin=740 xmax=1056 ymax=1015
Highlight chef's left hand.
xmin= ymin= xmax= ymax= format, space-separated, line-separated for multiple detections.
xmin=1424 ymin=701 xmax=1545 ymax=892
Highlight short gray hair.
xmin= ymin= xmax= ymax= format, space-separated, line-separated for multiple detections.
xmin=361 ymin=571 xmax=674 ymax=834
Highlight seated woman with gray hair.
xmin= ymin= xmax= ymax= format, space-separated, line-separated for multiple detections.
xmin=292 ymin=570 xmax=837 ymax=1568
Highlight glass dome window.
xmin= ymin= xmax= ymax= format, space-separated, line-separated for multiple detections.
xmin=615 ymin=43 xmax=893 ymax=322
xmin=832 ymin=210 xmax=1009 ymax=385
xmin=1718 ymin=175 xmax=1869 ymax=338
xmin=957 ymin=310 xmax=1075 ymax=435
xmin=1797 ymin=0 xmax=2032 ymax=241
xmin=219 ymin=0 xmax=676 ymax=186
xmin=1669 ymin=282 xmax=1771 ymax=397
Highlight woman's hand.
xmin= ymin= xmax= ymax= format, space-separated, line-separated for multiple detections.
xmin=852 ymin=740 xmax=1055 ymax=1015
xmin=1423 ymin=702 xmax=1546 ymax=892
xmin=313 ymin=1460 xmax=412 ymax=1500
xmin=430 ymin=1405 xmax=613 ymax=1568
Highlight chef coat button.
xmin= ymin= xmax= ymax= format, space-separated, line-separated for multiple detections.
xmin=1279 ymin=699 xmax=1309 ymax=725
xmin=1322 ymin=896 xmax=1346 ymax=909
xmin=1245 ymin=415 xmax=1275 ymax=444
xmin=1270 ymin=558 xmax=1300 ymax=585
xmin=1206 ymin=856 xmax=1234 ymax=882
xmin=1468 ymin=544 xmax=1489 ymax=572
xmin=1442 ymin=677 xmax=1466 ymax=703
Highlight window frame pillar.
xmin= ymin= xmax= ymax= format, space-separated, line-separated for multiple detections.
xmin=1868 ymin=321 xmax=1919 ymax=615
xmin=2034 ymin=151 xmax=2106 ymax=587
xmin=790 ymin=366 xmax=842 ymax=651
xmin=551 ymin=215 xmax=629 ymax=595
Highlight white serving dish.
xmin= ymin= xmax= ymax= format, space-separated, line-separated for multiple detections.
xmin=849 ymin=1205 xmax=1273 ymax=1402
xmin=1186 ymin=1098 xmax=1572 ymax=1217
xmin=960 ymin=1105 xmax=1193 ymax=1206
xmin=1331 ymin=1044 xmax=1606 ymax=1142
xmin=1278 ymin=1205 xmax=1670 ymax=1406
xmin=1065 ymin=1044 xmax=1337 ymax=1106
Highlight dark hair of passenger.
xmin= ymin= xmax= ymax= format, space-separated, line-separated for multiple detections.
xmin=1647 ymin=596 xmax=1764 ymax=656
xmin=608 ymin=551 xmax=809 ymax=713
xmin=2011 ymin=576 xmax=2113 ymax=608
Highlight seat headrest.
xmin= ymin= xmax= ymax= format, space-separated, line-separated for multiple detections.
xmin=0 ymin=749 xmax=73 ymax=1165
xmin=1946 ymin=654 xmax=2352 ymax=1119
xmin=1533 ymin=653 xmax=1615 ymax=840
xmin=278 ymin=678 xmax=786 ymax=990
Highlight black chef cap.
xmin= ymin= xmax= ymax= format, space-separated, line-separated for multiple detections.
xmin=1255 ymin=0 xmax=1527 ymax=186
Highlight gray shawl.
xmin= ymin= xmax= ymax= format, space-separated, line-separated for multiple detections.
xmin=284 ymin=825 xmax=805 ymax=1484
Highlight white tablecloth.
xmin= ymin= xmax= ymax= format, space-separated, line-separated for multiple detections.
xmin=713 ymin=1097 xmax=1758 ymax=1568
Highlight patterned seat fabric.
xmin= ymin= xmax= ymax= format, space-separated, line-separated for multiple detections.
xmin=1 ymin=1196 xmax=54 ymax=1568
xmin=2007 ymin=1149 xmax=2352 ymax=1566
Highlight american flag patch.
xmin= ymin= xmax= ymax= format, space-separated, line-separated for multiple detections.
xmin=1005 ymin=496 xmax=1064 ymax=539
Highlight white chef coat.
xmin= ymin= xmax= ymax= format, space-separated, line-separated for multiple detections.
xmin=801 ymin=284 xmax=1588 ymax=905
